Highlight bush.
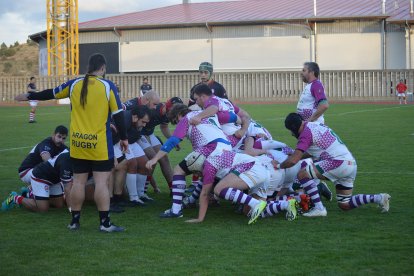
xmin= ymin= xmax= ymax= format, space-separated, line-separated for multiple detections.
xmin=2 ymin=48 xmax=16 ymax=57
xmin=3 ymin=62 xmax=12 ymax=73
xmin=14 ymin=41 xmax=19 ymax=47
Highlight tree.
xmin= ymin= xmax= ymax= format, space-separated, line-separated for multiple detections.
xmin=14 ymin=41 xmax=19 ymax=47
xmin=0 ymin=42 xmax=7 ymax=49
xmin=3 ymin=62 xmax=12 ymax=73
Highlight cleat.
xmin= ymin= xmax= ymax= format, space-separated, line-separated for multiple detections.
xmin=140 ymin=193 xmax=154 ymax=202
xmin=318 ymin=181 xmax=333 ymax=201
xmin=286 ymin=199 xmax=298 ymax=221
xmin=99 ymin=223 xmax=125 ymax=233
xmin=302 ymin=206 xmax=327 ymax=217
xmin=299 ymin=194 xmax=311 ymax=212
xmin=154 ymin=187 xmax=161 ymax=194
xmin=182 ymin=196 xmax=197 ymax=209
xmin=67 ymin=222 xmax=80 ymax=231
xmin=159 ymin=208 xmax=183 ymax=218
xmin=109 ymin=203 xmax=125 ymax=213
xmin=378 ymin=193 xmax=391 ymax=213
xmin=1 ymin=192 xmax=18 ymax=211
xmin=248 ymin=201 xmax=267 ymax=225
xmin=129 ymin=199 xmax=146 ymax=207
xmin=28 ymin=121 xmax=37 ymax=124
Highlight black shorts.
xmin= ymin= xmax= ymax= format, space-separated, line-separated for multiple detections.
xmin=178 ymin=159 xmax=193 ymax=176
xmin=71 ymin=158 xmax=114 ymax=174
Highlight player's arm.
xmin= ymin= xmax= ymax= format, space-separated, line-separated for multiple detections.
xmin=234 ymin=108 xmax=251 ymax=138
xmin=277 ymin=149 xmax=304 ymax=169
xmin=309 ymin=100 xmax=329 ymax=122
xmin=40 ymin=151 xmax=51 ymax=161
xmin=243 ymin=137 xmax=267 ymax=156
xmin=186 ymin=183 xmax=213 ymax=223
xmin=160 ymin=123 xmax=172 ymax=139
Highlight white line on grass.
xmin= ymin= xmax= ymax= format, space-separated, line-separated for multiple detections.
xmin=261 ymin=105 xmax=412 ymax=121
xmin=4 ymin=111 xmax=70 ymax=118
xmin=0 ymin=146 xmax=32 ymax=152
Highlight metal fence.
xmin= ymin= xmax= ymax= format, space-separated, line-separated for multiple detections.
xmin=1 ymin=70 xmax=413 ymax=103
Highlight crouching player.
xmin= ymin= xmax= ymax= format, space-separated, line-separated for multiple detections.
xmin=276 ymin=113 xmax=390 ymax=217
xmin=2 ymin=150 xmax=72 ymax=212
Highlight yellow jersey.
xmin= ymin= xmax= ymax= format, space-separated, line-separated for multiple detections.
xmin=53 ymin=75 xmax=123 ymax=160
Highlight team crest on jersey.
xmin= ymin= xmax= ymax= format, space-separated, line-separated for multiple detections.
xmin=44 ymin=185 xmax=49 ymax=192
xmin=44 ymin=146 xmax=51 ymax=151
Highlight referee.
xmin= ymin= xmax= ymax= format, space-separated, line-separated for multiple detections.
xmin=15 ymin=53 xmax=128 ymax=232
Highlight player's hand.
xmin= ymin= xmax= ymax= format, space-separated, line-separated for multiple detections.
xmin=271 ymin=160 xmax=280 ymax=170
xmin=189 ymin=116 xmax=201 ymax=125
xmin=110 ymin=124 xmax=117 ymax=133
xmin=185 ymin=218 xmax=203 ymax=223
xmin=120 ymin=139 xmax=129 ymax=154
xmin=234 ymin=129 xmax=246 ymax=139
xmin=15 ymin=93 xmax=29 ymax=101
xmin=146 ymin=159 xmax=157 ymax=170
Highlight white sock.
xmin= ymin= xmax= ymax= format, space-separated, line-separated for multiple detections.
xmin=136 ymin=173 xmax=147 ymax=197
xmin=126 ymin=173 xmax=138 ymax=201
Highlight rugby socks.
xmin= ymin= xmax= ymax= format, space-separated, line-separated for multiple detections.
xmin=192 ymin=175 xmax=200 ymax=186
xmin=136 ymin=173 xmax=147 ymax=198
xmin=349 ymin=194 xmax=381 ymax=209
xmin=171 ymin=175 xmax=186 ymax=214
xmin=126 ymin=173 xmax=138 ymax=201
xmin=218 ymin=187 xmax=259 ymax=208
xmin=188 ymin=182 xmax=203 ymax=203
xmin=13 ymin=195 xmax=24 ymax=205
xmin=300 ymin=177 xmax=324 ymax=210
xmin=71 ymin=210 xmax=81 ymax=225
xmin=99 ymin=211 xmax=111 ymax=227
xmin=29 ymin=111 xmax=35 ymax=122
xmin=262 ymin=200 xmax=288 ymax=217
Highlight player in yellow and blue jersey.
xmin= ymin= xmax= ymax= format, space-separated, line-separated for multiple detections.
xmin=14 ymin=53 xmax=128 ymax=233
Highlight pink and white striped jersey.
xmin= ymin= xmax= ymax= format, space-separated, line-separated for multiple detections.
xmin=297 ymin=79 xmax=327 ymax=123
xmin=173 ymin=111 xmax=230 ymax=156
xmin=296 ymin=122 xmax=354 ymax=161
xmin=202 ymin=151 xmax=256 ymax=185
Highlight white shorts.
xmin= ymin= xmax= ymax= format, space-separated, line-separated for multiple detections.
xmin=31 ymin=176 xmax=64 ymax=198
xmin=315 ymin=160 xmax=357 ymax=189
xmin=237 ymin=162 xmax=268 ymax=190
xmin=265 ymin=166 xmax=284 ymax=196
xmin=125 ymin=142 xmax=145 ymax=160
xmin=138 ymin=134 xmax=161 ymax=150
xmin=397 ymin=93 xmax=406 ymax=97
xmin=113 ymin=142 xmax=124 ymax=159
xmin=189 ymin=104 xmax=202 ymax=111
xmin=29 ymin=100 xmax=38 ymax=107
xmin=19 ymin=168 xmax=33 ymax=185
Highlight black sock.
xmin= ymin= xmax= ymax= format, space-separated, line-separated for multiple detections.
xmin=71 ymin=210 xmax=81 ymax=224
xmin=113 ymin=194 xmax=123 ymax=203
xmin=99 ymin=211 xmax=111 ymax=227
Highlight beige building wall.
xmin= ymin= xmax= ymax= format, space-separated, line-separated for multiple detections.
xmin=212 ymin=36 xmax=309 ymax=71
xmin=317 ymin=33 xmax=382 ymax=70
xmin=386 ymin=31 xmax=406 ymax=69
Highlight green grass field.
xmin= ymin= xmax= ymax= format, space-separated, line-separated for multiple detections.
xmin=0 ymin=103 xmax=413 ymax=275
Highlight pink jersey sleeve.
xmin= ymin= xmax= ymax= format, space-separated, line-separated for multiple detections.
xmin=296 ymin=125 xmax=313 ymax=152
xmin=310 ymin=80 xmax=327 ymax=104
xmin=202 ymin=161 xmax=218 ymax=185
xmin=172 ymin=116 xmax=189 ymax=139
xmin=204 ymin=97 xmax=220 ymax=109
xmin=232 ymin=102 xmax=240 ymax=114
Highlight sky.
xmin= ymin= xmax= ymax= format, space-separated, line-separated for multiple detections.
xmin=0 ymin=0 xmax=236 ymax=46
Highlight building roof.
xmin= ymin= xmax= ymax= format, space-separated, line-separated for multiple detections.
xmin=78 ymin=0 xmax=414 ymax=31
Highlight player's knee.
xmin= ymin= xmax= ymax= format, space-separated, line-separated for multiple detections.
xmin=336 ymin=193 xmax=352 ymax=211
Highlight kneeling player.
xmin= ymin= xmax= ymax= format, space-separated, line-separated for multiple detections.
xmin=2 ymin=150 xmax=72 ymax=212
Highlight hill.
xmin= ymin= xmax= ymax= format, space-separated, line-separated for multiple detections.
xmin=0 ymin=42 xmax=38 ymax=77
